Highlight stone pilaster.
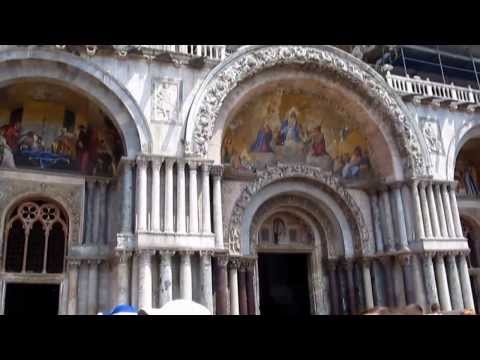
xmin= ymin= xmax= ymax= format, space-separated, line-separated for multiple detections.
xmin=434 ymin=253 xmax=452 ymax=311
xmin=212 ymin=165 xmax=224 ymax=249
xmin=151 ymin=158 xmax=162 ymax=233
xmin=180 ymin=251 xmax=193 ymax=300
xmin=215 ymin=255 xmax=229 ymax=315
xmin=67 ymin=259 xmax=80 ymax=315
xmin=445 ymin=253 xmax=464 ymax=310
xmin=199 ymin=250 xmax=214 ymax=313
xmin=138 ymin=250 xmax=154 ymax=309
xmin=188 ymin=161 xmax=199 ymax=233
xmin=159 ymin=250 xmax=175 ymax=307
xmin=136 ymin=157 xmax=148 ymax=232
xmin=176 ymin=160 xmax=187 ymax=233
xmin=201 ymin=163 xmax=212 ymax=234
xmin=164 ymin=159 xmax=175 ymax=233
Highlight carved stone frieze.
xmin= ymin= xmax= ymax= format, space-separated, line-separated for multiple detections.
xmin=152 ymin=78 xmax=182 ymax=124
xmin=226 ymin=164 xmax=369 ymax=256
xmin=185 ymin=45 xmax=427 ymax=177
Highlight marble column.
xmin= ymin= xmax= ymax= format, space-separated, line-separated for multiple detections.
xmin=246 ymin=260 xmax=256 ymax=315
xmin=344 ymin=259 xmax=357 ymax=314
xmin=117 ymin=251 xmax=131 ymax=305
xmin=445 ymin=253 xmax=464 ymax=310
xmin=361 ymin=259 xmax=374 ymax=310
xmin=180 ymin=251 xmax=193 ymax=300
xmin=449 ymin=183 xmax=464 ymax=238
xmin=215 ymin=255 xmax=229 ymax=315
xmin=159 ymin=250 xmax=174 ymax=307
xmin=392 ymin=257 xmax=407 ymax=307
xmin=422 ymin=252 xmax=439 ymax=309
xmin=86 ymin=180 xmax=96 ymax=244
xmin=369 ymin=191 xmax=384 ymax=253
xmin=98 ymin=261 xmax=110 ymax=313
xmin=458 ymin=254 xmax=475 ymax=311
xmin=410 ymin=180 xmax=426 ymax=240
xmin=138 ymin=250 xmax=154 ymax=310
xmin=427 ymin=182 xmax=441 ymax=238
xmin=151 ymin=158 xmax=162 ymax=233
xmin=98 ymin=180 xmax=108 ymax=244
xmin=441 ymin=183 xmax=456 ymax=238
xmin=434 ymin=183 xmax=448 ymax=238
xmin=202 ymin=164 xmax=212 ymax=234
xmin=136 ymin=158 xmax=148 ymax=232
xmin=188 ymin=161 xmax=199 ymax=233
xmin=410 ymin=255 xmax=427 ymax=310
xmin=87 ymin=260 xmax=99 ymax=315
xmin=238 ymin=261 xmax=248 ymax=315
xmin=229 ymin=259 xmax=240 ymax=315
xmin=164 ymin=159 xmax=175 ymax=233
xmin=400 ymin=255 xmax=415 ymax=305
xmin=380 ymin=257 xmax=395 ymax=307
xmin=434 ymin=254 xmax=452 ymax=311
xmin=200 ymin=251 xmax=214 ymax=313
xmin=131 ymin=253 xmax=139 ymax=307
xmin=380 ymin=188 xmax=396 ymax=252
xmin=92 ymin=182 xmax=101 ymax=244
xmin=401 ymin=184 xmax=415 ymax=244
xmin=67 ymin=260 xmax=80 ymax=315
xmin=371 ymin=260 xmax=386 ymax=307
xmin=419 ymin=181 xmax=434 ymax=238
xmin=121 ymin=160 xmax=133 ymax=234
xmin=212 ymin=166 xmax=224 ymax=249
xmin=392 ymin=184 xmax=409 ymax=251
xmin=176 ymin=160 xmax=186 ymax=233
xmin=327 ymin=260 xmax=340 ymax=314
xmin=78 ymin=262 xmax=89 ymax=315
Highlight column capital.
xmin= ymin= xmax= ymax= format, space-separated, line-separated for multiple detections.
xmin=397 ymin=254 xmax=412 ymax=266
xmin=326 ymin=258 xmax=338 ymax=271
xmin=359 ymin=257 xmax=373 ymax=267
xmin=187 ymin=160 xmax=199 ymax=170
xmin=86 ymin=178 xmax=96 ymax=189
xmin=445 ymin=250 xmax=461 ymax=258
xmin=201 ymin=162 xmax=211 ymax=173
xmin=136 ymin=156 xmax=149 ymax=168
xmin=211 ymin=165 xmax=224 ymax=178
xmin=449 ymin=181 xmax=458 ymax=191
xmin=418 ymin=180 xmax=430 ymax=189
xmin=151 ymin=157 xmax=164 ymax=170
xmin=97 ymin=178 xmax=110 ymax=187
xmin=118 ymin=157 xmax=134 ymax=172
xmin=421 ymin=251 xmax=436 ymax=260
xmin=216 ymin=254 xmax=229 ymax=267
xmin=229 ymin=258 xmax=241 ymax=269
xmin=138 ymin=249 xmax=156 ymax=257
xmin=164 ymin=158 xmax=175 ymax=168
xmin=179 ymin=250 xmax=195 ymax=257
xmin=116 ymin=250 xmax=132 ymax=263
xmin=67 ymin=258 xmax=81 ymax=268
xmin=388 ymin=181 xmax=404 ymax=191
xmin=86 ymin=259 xmax=102 ymax=266
xmin=341 ymin=257 xmax=355 ymax=271
xmin=199 ymin=250 xmax=215 ymax=257
xmin=158 ymin=249 xmax=176 ymax=257
xmin=176 ymin=159 xmax=186 ymax=168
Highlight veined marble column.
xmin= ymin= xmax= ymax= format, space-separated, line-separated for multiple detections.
xmin=410 ymin=180 xmax=426 ymax=240
xmin=427 ymin=182 xmax=441 ymax=238
xmin=369 ymin=191 xmax=384 ymax=253
xmin=121 ymin=160 xmax=133 ymax=234
xmin=67 ymin=260 xmax=80 ymax=315
xmin=116 ymin=251 xmax=131 ymax=305
xmin=180 ymin=251 xmax=193 ymax=300
xmin=419 ymin=181 xmax=434 ymax=239
xmin=98 ymin=180 xmax=108 ymax=244
xmin=411 ymin=255 xmax=427 ymax=310
xmin=159 ymin=250 xmax=174 ymax=307
xmin=215 ymin=255 xmax=229 ymax=315
xmin=86 ymin=180 xmax=96 ymax=244
xmin=327 ymin=260 xmax=340 ymax=314
xmin=449 ymin=183 xmax=464 ymax=238
xmin=361 ymin=259 xmax=374 ymax=310
xmin=151 ymin=158 xmax=162 ymax=233
xmin=188 ymin=161 xmax=199 ymax=233
xmin=434 ymin=254 xmax=452 ymax=311
xmin=434 ymin=183 xmax=448 ymax=238
xmin=422 ymin=252 xmax=439 ymax=309
xmin=177 ymin=161 xmax=186 ymax=233
xmin=441 ymin=183 xmax=456 ymax=238
xmin=380 ymin=188 xmax=395 ymax=252
xmin=445 ymin=253 xmax=464 ymax=310
xmin=238 ymin=261 xmax=248 ymax=315
xmin=164 ymin=159 xmax=175 ymax=233
xmin=201 ymin=164 xmax=212 ymax=234
xmin=392 ymin=184 xmax=409 ymax=251
xmin=246 ymin=260 xmax=256 ymax=315
xmin=392 ymin=257 xmax=407 ymax=307
xmin=229 ymin=259 xmax=240 ymax=315
xmin=458 ymin=254 xmax=475 ymax=311
xmin=401 ymin=184 xmax=415 ymax=244
xmin=212 ymin=166 xmax=224 ymax=249
xmin=87 ymin=260 xmax=99 ymax=315
xmin=138 ymin=250 xmax=154 ymax=310
xmin=136 ymin=158 xmax=148 ymax=232
xmin=371 ymin=260 xmax=386 ymax=307
xmin=200 ymin=251 xmax=214 ymax=313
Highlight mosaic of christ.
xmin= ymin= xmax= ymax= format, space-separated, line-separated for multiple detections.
xmin=222 ymin=88 xmax=372 ymax=182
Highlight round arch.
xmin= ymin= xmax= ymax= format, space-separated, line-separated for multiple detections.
xmin=0 ymin=47 xmax=153 ymax=157
xmin=447 ymin=124 xmax=480 ymax=181
xmin=184 ymin=45 xmax=429 ymax=179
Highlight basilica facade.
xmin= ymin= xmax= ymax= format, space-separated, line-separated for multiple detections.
xmin=0 ymin=44 xmax=479 ymax=315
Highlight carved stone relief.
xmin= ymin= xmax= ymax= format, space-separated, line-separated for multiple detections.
xmin=185 ymin=45 xmax=427 ymax=177
xmin=152 ymin=78 xmax=182 ymax=124
xmin=419 ymin=116 xmax=444 ymax=155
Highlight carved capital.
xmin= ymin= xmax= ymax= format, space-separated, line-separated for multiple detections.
xmin=199 ymin=250 xmax=215 ymax=257
xmin=201 ymin=163 xmax=211 ymax=173
xmin=138 ymin=249 xmax=156 ymax=257
xmin=116 ymin=251 xmax=132 ymax=264
xmin=67 ymin=259 xmax=81 ymax=268
xmin=159 ymin=249 xmax=176 ymax=258
xmin=187 ymin=161 xmax=199 ymax=171
xmin=136 ymin=156 xmax=148 ymax=168
xmin=229 ymin=257 xmax=241 ymax=269
xmin=151 ymin=157 xmax=164 ymax=171
xmin=216 ymin=254 xmax=229 ymax=268
xmin=179 ymin=250 xmax=195 ymax=257
xmin=211 ymin=165 xmax=224 ymax=178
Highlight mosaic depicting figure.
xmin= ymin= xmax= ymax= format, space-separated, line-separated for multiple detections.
xmin=455 ymin=159 xmax=480 ymax=197
xmin=222 ymin=89 xmax=372 ymax=183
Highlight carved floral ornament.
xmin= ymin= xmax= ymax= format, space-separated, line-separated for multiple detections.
xmin=185 ymin=45 xmax=428 ymax=177
xmin=226 ymin=165 xmax=369 ymax=256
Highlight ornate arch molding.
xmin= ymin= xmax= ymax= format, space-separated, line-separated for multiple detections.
xmin=226 ymin=165 xmax=369 ymax=256
xmin=446 ymin=123 xmax=480 ymax=180
xmin=249 ymin=195 xmax=339 ymax=257
xmin=184 ymin=45 xmax=429 ymax=178
xmin=0 ymin=48 xmax=153 ymax=156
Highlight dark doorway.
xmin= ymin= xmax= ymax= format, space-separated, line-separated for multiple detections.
xmin=4 ymin=283 xmax=60 ymax=315
xmin=258 ymin=253 xmax=311 ymax=316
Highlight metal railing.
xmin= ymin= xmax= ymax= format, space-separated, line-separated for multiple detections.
xmin=386 ymin=71 xmax=480 ymax=104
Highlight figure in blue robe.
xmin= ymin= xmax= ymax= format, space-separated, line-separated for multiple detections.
xmin=250 ymin=123 xmax=273 ymax=152
xmin=279 ymin=119 xmax=302 ymax=145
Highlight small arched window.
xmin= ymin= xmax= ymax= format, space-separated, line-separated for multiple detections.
xmin=4 ymin=200 xmax=67 ymax=274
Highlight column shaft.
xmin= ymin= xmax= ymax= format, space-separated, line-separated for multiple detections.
xmin=371 ymin=260 xmax=386 ymax=307
xmin=202 ymin=164 xmax=212 ymax=234
xmin=458 ymin=255 xmax=475 ymax=311
xmin=411 ymin=255 xmax=427 ymax=310
xmin=361 ymin=260 xmax=374 ymax=310
xmin=434 ymin=184 xmax=448 ymax=238
xmin=411 ymin=181 xmax=426 ymax=240
xmin=121 ymin=161 xmax=133 ymax=234
xmin=327 ymin=261 xmax=340 ymax=314
xmin=392 ymin=257 xmax=407 ymax=307
xmin=151 ymin=159 xmax=161 ymax=232
xmin=117 ymin=252 xmax=131 ymax=305
xmin=164 ymin=160 xmax=174 ymax=233
xmin=180 ymin=252 xmax=193 ymax=300
xmin=86 ymin=180 xmax=95 ymax=244
xmin=200 ymin=252 xmax=214 ymax=313
xmin=177 ymin=161 xmax=186 ymax=233
xmin=370 ymin=192 xmax=384 ymax=253
xmin=138 ymin=251 xmax=153 ymax=309
xmin=449 ymin=185 xmax=464 ymax=237
xmin=446 ymin=254 xmax=464 ymax=310
xmin=434 ymin=255 xmax=452 ymax=311
xmin=159 ymin=251 xmax=174 ymax=307
xmin=393 ymin=185 xmax=409 ymax=250
xmin=188 ymin=162 xmax=199 ymax=233
xmin=441 ymin=184 xmax=456 ymax=238
xmin=401 ymin=184 xmax=415 ymax=244
xmin=427 ymin=183 xmax=441 ymax=238
xmin=98 ymin=181 xmax=108 ymax=244
xmin=87 ymin=261 xmax=99 ymax=315
xmin=345 ymin=261 xmax=357 ymax=314
xmin=212 ymin=167 xmax=224 ymax=249
xmin=215 ymin=256 xmax=229 ymax=315
xmin=246 ymin=262 xmax=256 ymax=315
xmin=419 ymin=182 xmax=433 ymax=238
xmin=136 ymin=159 xmax=148 ymax=232
xmin=422 ymin=253 xmax=439 ymax=309
xmin=380 ymin=190 xmax=395 ymax=251
xmin=229 ymin=261 xmax=239 ymax=315
xmin=238 ymin=266 xmax=248 ymax=315
xmin=67 ymin=261 xmax=80 ymax=315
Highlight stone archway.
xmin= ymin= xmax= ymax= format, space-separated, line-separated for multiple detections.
xmin=184 ymin=45 xmax=429 ymax=179
xmin=0 ymin=47 xmax=153 ymax=156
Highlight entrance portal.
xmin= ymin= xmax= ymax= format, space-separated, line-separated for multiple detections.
xmin=4 ymin=283 xmax=60 ymax=315
xmin=258 ymin=253 xmax=310 ymax=316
